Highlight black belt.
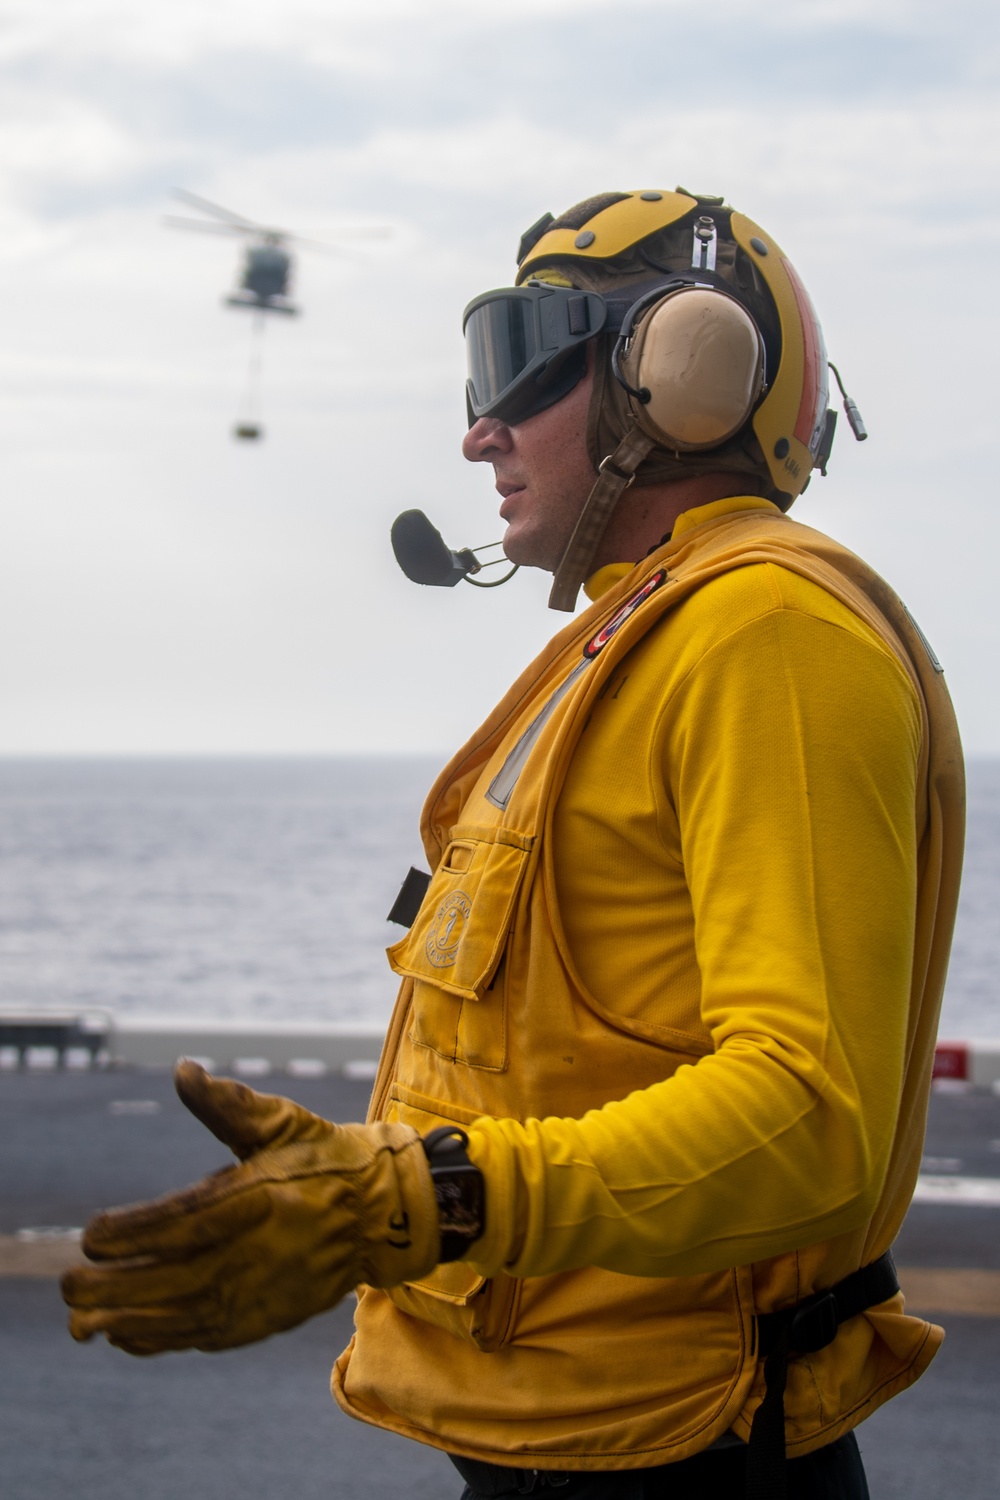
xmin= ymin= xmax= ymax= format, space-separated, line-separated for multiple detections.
xmin=747 ymin=1248 xmax=899 ymax=1500
xmin=449 ymin=1456 xmax=569 ymax=1494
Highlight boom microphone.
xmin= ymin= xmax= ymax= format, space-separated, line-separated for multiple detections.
xmin=391 ymin=510 xmax=518 ymax=590
xmin=391 ymin=510 xmax=480 ymax=587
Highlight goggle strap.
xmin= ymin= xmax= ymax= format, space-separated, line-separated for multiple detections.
xmin=548 ymin=425 xmax=657 ymax=612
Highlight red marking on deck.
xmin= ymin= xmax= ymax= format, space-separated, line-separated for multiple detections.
xmin=933 ymin=1041 xmax=969 ymax=1081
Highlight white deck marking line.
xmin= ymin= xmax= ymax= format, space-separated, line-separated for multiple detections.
xmin=911 ymin=1175 xmax=1000 ymax=1206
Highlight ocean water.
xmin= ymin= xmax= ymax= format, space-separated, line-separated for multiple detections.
xmin=0 ymin=755 xmax=997 ymax=1038
xmin=0 ymin=756 xmax=438 ymax=1030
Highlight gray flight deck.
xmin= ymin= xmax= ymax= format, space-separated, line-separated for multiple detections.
xmin=2 ymin=1068 xmax=998 ymax=1500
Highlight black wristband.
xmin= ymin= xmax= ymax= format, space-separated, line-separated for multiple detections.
xmin=421 ymin=1126 xmax=485 ymax=1263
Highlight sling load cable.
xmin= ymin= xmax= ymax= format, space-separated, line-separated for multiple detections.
xmin=233 ymin=308 xmax=266 ymax=441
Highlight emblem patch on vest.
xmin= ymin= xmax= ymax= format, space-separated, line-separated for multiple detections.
xmin=425 ymin=891 xmax=472 ymax=968
xmin=583 ymin=569 xmax=668 ymax=659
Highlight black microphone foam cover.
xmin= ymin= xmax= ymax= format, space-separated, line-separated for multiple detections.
xmin=391 ymin=510 xmax=463 ymax=586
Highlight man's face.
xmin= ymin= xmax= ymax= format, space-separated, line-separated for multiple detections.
xmin=461 ymin=361 xmax=597 ymax=572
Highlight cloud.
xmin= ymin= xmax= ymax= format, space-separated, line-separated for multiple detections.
xmin=0 ymin=0 xmax=997 ymax=752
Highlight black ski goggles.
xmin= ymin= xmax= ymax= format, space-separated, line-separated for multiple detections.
xmin=463 ymin=276 xmax=728 ymax=427
xmin=463 ymin=283 xmax=611 ymax=427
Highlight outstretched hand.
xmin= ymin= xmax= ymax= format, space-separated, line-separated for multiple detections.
xmin=60 ymin=1060 xmax=439 ymax=1355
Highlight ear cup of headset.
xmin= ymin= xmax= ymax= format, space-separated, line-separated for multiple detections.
xmin=620 ymin=287 xmax=765 ymax=450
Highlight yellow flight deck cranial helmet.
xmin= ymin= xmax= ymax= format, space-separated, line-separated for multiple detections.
xmin=463 ymin=188 xmax=866 ymax=609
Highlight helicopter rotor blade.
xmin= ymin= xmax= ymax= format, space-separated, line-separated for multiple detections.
xmin=290 ymin=229 xmax=392 ymax=255
xmin=172 ymin=189 xmax=260 ymax=230
xmin=320 ymin=226 xmax=392 ymax=240
xmin=163 ymin=215 xmax=251 ymax=237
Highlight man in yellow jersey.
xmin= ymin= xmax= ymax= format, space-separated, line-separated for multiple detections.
xmin=63 ymin=191 xmax=965 ymax=1500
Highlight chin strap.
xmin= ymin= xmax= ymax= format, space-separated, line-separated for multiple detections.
xmin=548 ymin=424 xmax=656 ymax=612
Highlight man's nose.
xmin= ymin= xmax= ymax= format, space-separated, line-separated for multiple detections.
xmin=462 ymin=418 xmax=512 ymax=463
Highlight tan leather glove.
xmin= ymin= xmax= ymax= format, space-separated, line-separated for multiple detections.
xmin=60 ymin=1060 xmax=439 ymax=1355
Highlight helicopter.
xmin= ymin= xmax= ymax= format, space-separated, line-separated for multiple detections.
xmin=164 ymin=190 xmax=389 ymax=437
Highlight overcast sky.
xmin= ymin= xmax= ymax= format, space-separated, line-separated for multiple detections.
xmin=1 ymin=0 xmax=997 ymax=755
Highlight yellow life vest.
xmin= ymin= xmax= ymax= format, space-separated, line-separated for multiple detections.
xmin=333 ymin=503 xmax=964 ymax=1469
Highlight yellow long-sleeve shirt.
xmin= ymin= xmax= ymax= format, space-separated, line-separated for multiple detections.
xmin=467 ymin=530 xmax=922 ymax=1281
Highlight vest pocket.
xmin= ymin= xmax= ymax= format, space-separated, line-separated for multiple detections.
xmin=383 ymin=1085 xmax=521 ymax=1353
xmin=387 ymin=823 xmax=534 ymax=1073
